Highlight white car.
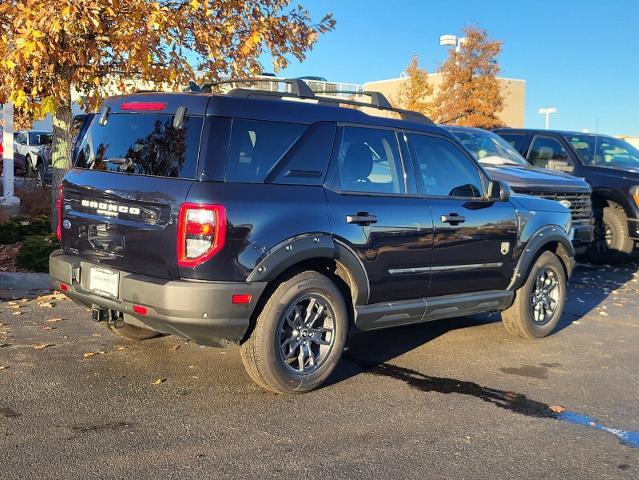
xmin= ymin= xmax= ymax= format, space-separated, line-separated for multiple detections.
xmin=14 ymin=130 xmax=52 ymax=176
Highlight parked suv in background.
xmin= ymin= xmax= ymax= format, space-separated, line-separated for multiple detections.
xmin=495 ymin=128 xmax=639 ymax=263
xmin=14 ymin=130 xmax=52 ymax=177
xmin=446 ymin=126 xmax=593 ymax=254
xmin=50 ymin=80 xmax=575 ymax=394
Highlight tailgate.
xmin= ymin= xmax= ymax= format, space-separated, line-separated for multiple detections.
xmin=62 ymin=170 xmax=193 ymax=279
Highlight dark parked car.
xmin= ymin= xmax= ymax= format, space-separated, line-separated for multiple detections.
xmin=446 ymin=126 xmax=593 ymax=254
xmin=50 ymin=80 xmax=575 ymax=393
xmin=495 ymin=128 xmax=639 ymax=263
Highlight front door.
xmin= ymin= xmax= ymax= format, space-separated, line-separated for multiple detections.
xmin=404 ymin=132 xmax=518 ymax=297
xmin=325 ymin=126 xmax=434 ymax=304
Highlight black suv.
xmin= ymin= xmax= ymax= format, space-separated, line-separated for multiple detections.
xmin=445 ymin=126 xmax=593 ymax=253
xmin=50 ymin=80 xmax=575 ymax=394
xmin=495 ymin=128 xmax=639 ymax=263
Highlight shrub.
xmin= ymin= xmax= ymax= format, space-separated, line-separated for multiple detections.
xmin=0 ymin=216 xmax=51 ymax=244
xmin=16 ymin=234 xmax=59 ymax=272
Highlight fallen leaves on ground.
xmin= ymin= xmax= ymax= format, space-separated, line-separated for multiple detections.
xmin=46 ymin=318 xmax=63 ymax=323
xmin=83 ymin=351 xmax=105 ymax=358
xmin=37 ymin=302 xmax=55 ymax=308
xmin=116 ymin=346 xmax=127 ymax=351
xmin=550 ymin=405 xmax=566 ymax=414
xmin=0 ymin=365 xmax=9 ymax=370
xmin=169 ymin=345 xmax=180 ymax=352
xmin=42 ymin=326 xmax=57 ymax=331
xmin=152 ymin=378 xmax=167 ymax=385
xmin=33 ymin=343 xmax=54 ymax=350
xmin=12 ymin=311 xmax=22 ymax=316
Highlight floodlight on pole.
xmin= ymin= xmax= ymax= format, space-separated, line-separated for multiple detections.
xmin=439 ymin=34 xmax=468 ymax=53
xmin=538 ymin=107 xmax=557 ymax=129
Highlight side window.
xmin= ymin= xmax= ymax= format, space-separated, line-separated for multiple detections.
xmin=497 ymin=132 xmax=526 ymax=154
xmin=330 ymin=127 xmax=404 ymax=195
xmin=527 ymin=135 xmax=569 ymax=168
xmin=406 ymin=133 xmax=484 ymax=198
xmin=226 ymin=119 xmax=307 ymax=183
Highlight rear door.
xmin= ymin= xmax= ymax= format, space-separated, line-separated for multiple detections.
xmin=325 ymin=125 xmax=434 ymax=304
xmin=62 ymin=100 xmax=205 ymax=279
xmin=403 ymin=132 xmax=518 ymax=297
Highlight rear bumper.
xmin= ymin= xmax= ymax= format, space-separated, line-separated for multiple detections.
xmin=49 ymin=250 xmax=267 ymax=346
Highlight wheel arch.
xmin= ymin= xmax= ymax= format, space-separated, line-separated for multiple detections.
xmin=246 ymin=233 xmax=370 ymax=308
xmin=591 ymin=188 xmax=632 ymax=217
xmin=509 ymin=226 xmax=575 ymax=291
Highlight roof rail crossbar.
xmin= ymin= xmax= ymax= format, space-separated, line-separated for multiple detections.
xmin=313 ymin=90 xmax=393 ymax=109
xmin=201 ymin=78 xmax=315 ymax=98
xmin=198 ymin=77 xmax=434 ymax=125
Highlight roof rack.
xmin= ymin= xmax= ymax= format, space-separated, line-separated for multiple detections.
xmin=195 ymin=77 xmax=434 ymax=125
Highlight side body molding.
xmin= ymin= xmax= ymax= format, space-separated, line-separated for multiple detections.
xmin=246 ymin=234 xmax=370 ymax=306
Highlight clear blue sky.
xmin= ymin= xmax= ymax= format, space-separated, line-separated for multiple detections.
xmin=263 ymin=0 xmax=639 ymax=135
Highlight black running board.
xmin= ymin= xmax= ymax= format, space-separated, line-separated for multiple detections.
xmin=354 ymin=290 xmax=514 ymax=331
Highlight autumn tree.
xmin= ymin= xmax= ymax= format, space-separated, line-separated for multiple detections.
xmin=0 ymin=0 xmax=334 ymax=226
xmin=431 ymin=26 xmax=504 ymax=128
xmin=393 ymin=55 xmax=433 ymax=117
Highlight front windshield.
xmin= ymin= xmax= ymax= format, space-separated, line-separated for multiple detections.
xmin=450 ymin=129 xmax=529 ymax=166
xmin=566 ymin=134 xmax=639 ymax=169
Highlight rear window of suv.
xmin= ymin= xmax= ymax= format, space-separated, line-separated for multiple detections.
xmin=75 ymin=113 xmax=203 ymax=178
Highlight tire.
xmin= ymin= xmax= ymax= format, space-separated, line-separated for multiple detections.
xmin=35 ymin=162 xmax=45 ymax=188
xmin=107 ymin=315 xmax=163 ymax=341
xmin=25 ymin=155 xmax=34 ymax=177
xmin=240 ymin=271 xmax=348 ymax=394
xmin=502 ymin=251 xmax=567 ymax=339
xmin=587 ymin=205 xmax=634 ymax=264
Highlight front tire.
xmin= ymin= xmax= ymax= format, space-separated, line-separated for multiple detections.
xmin=240 ymin=271 xmax=348 ymax=394
xmin=35 ymin=162 xmax=45 ymax=188
xmin=502 ymin=251 xmax=566 ymax=339
xmin=587 ymin=205 xmax=634 ymax=264
xmin=25 ymin=155 xmax=34 ymax=177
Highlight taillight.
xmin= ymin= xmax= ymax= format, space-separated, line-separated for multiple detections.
xmin=177 ymin=203 xmax=226 ymax=267
xmin=56 ymin=183 xmax=63 ymax=240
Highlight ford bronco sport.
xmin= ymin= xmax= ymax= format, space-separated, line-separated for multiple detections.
xmin=50 ymin=79 xmax=575 ymax=394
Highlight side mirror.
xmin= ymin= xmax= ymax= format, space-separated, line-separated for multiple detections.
xmin=488 ymin=180 xmax=511 ymax=202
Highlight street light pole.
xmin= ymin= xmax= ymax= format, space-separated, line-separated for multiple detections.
xmin=1 ymin=103 xmax=20 ymax=205
xmin=538 ymin=107 xmax=557 ymax=130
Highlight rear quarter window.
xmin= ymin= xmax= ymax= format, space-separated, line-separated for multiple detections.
xmin=226 ymin=119 xmax=307 ymax=183
xmin=74 ymin=113 xmax=203 ymax=179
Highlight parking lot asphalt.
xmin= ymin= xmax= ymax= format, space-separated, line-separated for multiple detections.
xmin=1 ymin=262 xmax=638 ymax=479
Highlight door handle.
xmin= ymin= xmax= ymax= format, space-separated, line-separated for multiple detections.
xmin=441 ymin=213 xmax=466 ymax=224
xmin=346 ymin=212 xmax=378 ymax=225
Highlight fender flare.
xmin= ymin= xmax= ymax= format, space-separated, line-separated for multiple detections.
xmin=508 ymin=225 xmax=575 ymax=291
xmin=246 ymin=234 xmax=370 ymax=306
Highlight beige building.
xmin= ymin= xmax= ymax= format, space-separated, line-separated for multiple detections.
xmin=364 ymin=74 xmax=526 ymax=127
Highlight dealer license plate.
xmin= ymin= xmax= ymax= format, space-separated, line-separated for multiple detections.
xmin=88 ymin=267 xmax=119 ymax=298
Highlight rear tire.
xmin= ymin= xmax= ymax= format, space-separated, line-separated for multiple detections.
xmin=502 ymin=251 xmax=566 ymax=339
xmin=587 ymin=204 xmax=634 ymax=264
xmin=240 ymin=271 xmax=348 ymax=394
